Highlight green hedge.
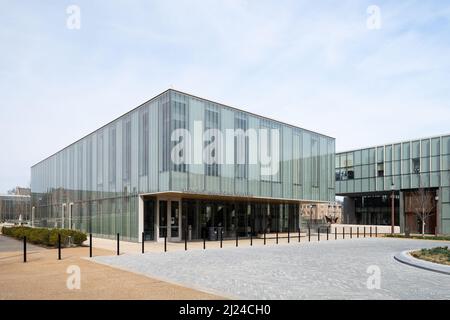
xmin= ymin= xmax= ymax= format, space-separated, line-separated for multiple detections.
xmin=1 ymin=226 xmax=87 ymax=247
xmin=385 ymin=234 xmax=450 ymax=241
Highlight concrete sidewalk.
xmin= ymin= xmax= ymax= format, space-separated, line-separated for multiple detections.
xmin=0 ymin=235 xmax=222 ymax=300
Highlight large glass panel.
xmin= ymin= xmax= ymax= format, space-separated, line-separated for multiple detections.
xmin=122 ymin=118 xmax=131 ymax=183
xmin=159 ymin=200 xmax=167 ymax=237
xmin=172 ymin=100 xmax=187 ymax=172
xmin=139 ymin=108 xmax=149 ymax=176
xmin=369 ymin=148 xmax=376 ymax=164
xmin=170 ymin=201 xmax=179 ymax=238
xmin=235 ymin=112 xmax=248 ymax=179
xmin=340 ymin=154 xmax=347 ymax=168
xmin=412 ymin=158 xmax=420 ymax=174
xmin=108 ymin=126 xmax=116 ymax=184
xmin=412 ymin=140 xmax=420 ymax=158
xmin=377 ymin=147 xmax=384 ymax=162
xmin=431 ymin=138 xmax=440 ymax=156
xmin=354 ymin=150 xmax=361 ymax=165
xmin=346 ymin=153 xmax=354 ymax=167
xmin=143 ymin=199 xmax=155 ymax=240
xmin=394 ymin=144 xmax=401 ymax=161
xmin=402 ymin=142 xmax=410 ymax=159
xmin=385 ymin=145 xmax=392 ymax=162
xmin=421 ymin=139 xmax=430 ymax=157
xmin=443 ymin=136 xmax=450 ymax=154
xmin=362 ymin=149 xmax=369 ymax=165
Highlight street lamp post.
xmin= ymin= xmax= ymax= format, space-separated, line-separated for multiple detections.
xmin=391 ymin=183 xmax=395 ymax=234
xmin=435 ymin=195 xmax=439 ymax=235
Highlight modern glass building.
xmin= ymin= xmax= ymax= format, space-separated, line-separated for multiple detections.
xmin=31 ymin=89 xmax=335 ymax=242
xmin=336 ymin=134 xmax=450 ymax=235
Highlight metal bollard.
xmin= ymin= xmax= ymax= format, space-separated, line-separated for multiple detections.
xmin=364 ymin=226 xmax=366 ymax=238
xmin=23 ymin=236 xmax=27 ymax=263
xmin=264 ymin=229 xmax=266 ymax=245
xmin=376 ymin=226 xmax=378 ymax=237
xmin=142 ymin=232 xmax=145 ymax=254
xmin=276 ymin=230 xmax=279 ymax=244
xmin=298 ymin=228 xmax=301 ymax=243
xmin=370 ymin=226 xmax=372 ymax=238
xmin=288 ymin=229 xmax=290 ymax=244
xmin=317 ymin=227 xmax=320 ymax=242
xmin=357 ymin=227 xmax=359 ymax=238
xmin=164 ymin=234 xmax=167 ymax=252
xmin=236 ymin=231 xmax=238 ymax=247
xmin=343 ymin=227 xmax=345 ymax=239
xmin=117 ymin=233 xmax=120 ymax=255
xmin=250 ymin=231 xmax=253 ymax=246
xmin=350 ymin=227 xmax=352 ymax=239
xmin=327 ymin=227 xmax=329 ymax=241
xmin=185 ymin=231 xmax=187 ymax=251
xmin=220 ymin=230 xmax=223 ymax=248
xmin=335 ymin=227 xmax=337 ymax=240
xmin=203 ymin=234 xmax=205 ymax=250
xmin=308 ymin=227 xmax=311 ymax=242
xmin=89 ymin=233 xmax=92 ymax=257
xmin=58 ymin=233 xmax=61 ymax=260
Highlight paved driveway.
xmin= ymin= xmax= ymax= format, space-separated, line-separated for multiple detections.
xmin=92 ymin=238 xmax=450 ymax=299
xmin=0 ymin=235 xmax=43 ymax=253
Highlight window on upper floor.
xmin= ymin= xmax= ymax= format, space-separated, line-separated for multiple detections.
xmin=377 ymin=162 xmax=384 ymax=177
xmin=412 ymin=158 xmax=420 ymax=174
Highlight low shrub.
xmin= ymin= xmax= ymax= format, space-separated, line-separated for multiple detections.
xmin=385 ymin=234 xmax=450 ymax=241
xmin=1 ymin=226 xmax=86 ymax=247
xmin=411 ymin=246 xmax=450 ymax=265
xmin=28 ymin=228 xmax=50 ymax=245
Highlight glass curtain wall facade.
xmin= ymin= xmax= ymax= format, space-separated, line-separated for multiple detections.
xmin=336 ymin=135 xmax=450 ymax=234
xmin=31 ymin=89 xmax=335 ymax=241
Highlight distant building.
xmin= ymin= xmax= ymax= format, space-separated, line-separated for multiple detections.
xmin=8 ymin=187 xmax=31 ymax=196
xmin=300 ymin=203 xmax=343 ymax=225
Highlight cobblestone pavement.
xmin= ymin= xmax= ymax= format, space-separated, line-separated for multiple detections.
xmin=92 ymin=238 xmax=450 ymax=300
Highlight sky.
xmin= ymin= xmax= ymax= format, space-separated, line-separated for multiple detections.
xmin=0 ymin=0 xmax=450 ymax=193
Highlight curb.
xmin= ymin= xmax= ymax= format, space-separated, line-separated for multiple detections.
xmin=394 ymin=250 xmax=450 ymax=275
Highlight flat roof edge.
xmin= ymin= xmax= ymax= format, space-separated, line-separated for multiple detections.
xmin=337 ymin=132 xmax=450 ymax=154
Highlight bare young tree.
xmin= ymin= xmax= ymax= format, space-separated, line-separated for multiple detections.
xmin=410 ymin=181 xmax=435 ymax=236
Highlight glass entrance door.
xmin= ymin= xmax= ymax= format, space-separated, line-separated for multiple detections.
xmin=159 ymin=200 xmax=167 ymax=238
xmin=157 ymin=199 xmax=181 ymax=242
xmin=170 ymin=201 xmax=181 ymax=241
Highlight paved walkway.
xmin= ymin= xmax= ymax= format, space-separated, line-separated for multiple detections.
xmin=0 ymin=235 xmax=221 ymax=300
xmin=0 ymin=234 xmax=44 ymax=252
xmin=92 ymin=238 xmax=450 ymax=300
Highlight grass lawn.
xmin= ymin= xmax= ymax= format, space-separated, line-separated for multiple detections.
xmin=410 ymin=247 xmax=450 ymax=266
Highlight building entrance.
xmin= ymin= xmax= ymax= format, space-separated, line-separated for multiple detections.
xmin=156 ymin=198 xmax=182 ymax=242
